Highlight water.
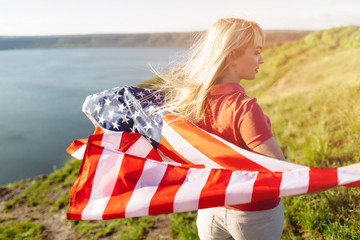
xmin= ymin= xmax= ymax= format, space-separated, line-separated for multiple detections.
xmin=0 ymin=47 xmax=186 ymax=185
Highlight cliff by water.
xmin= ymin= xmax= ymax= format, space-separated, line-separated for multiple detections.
xmin=1 ymin=26 xmax=360 ymax=239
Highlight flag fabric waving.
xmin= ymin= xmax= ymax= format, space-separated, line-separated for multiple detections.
xmin=66 ymin=86 xmax=360 ymax=220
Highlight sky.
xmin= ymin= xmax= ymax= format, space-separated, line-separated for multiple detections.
xmin=1 ymin=0 xmax=360 ymax=36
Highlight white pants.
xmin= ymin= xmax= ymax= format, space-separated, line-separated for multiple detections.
xmin=196 ymin=201 xmax=284 ymax=240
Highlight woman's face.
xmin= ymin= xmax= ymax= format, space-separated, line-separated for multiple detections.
xmin=229 ymin=44 xmax=264 ymax=81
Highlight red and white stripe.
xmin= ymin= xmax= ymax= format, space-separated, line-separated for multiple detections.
xmin=160 ymin=113 xmax=305 ymax=171
xmin=67 ymin=130 xmax=360 ymax=220
xmin=66 ymin=113 xmax=360 ymax=220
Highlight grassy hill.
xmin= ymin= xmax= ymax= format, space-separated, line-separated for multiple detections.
xmin=1 ymin=26 xmax=360 ymax=239
xmin=243 ymin=25 xmax=360 ymax=239
xmin=0 ymin=30 xmax=311 ymax=50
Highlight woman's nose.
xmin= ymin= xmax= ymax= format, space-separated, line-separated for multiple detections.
xmin=259 ymin=55 xmax=264 ymax=64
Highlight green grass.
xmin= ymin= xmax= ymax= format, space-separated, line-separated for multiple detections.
xmin=70 ymin=217 xmax=155 ymax=240
xmin=3 ymin=159 xmax=81 ymax=212
xmin=282 ymin=189 xmax=360 ymax=239
xmin=0 ymin=219 xmax=46 ymax=240
xmin=169 ymin=212 xmax=199 ymax=240
xmin=247 ymin=26 xmax=360 ymax=239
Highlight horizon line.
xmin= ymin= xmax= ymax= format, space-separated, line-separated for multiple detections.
xmin=0 ymin=29 xmax=317 ymax=38
xmin=1 ymin=24 xmax=359 ymax=38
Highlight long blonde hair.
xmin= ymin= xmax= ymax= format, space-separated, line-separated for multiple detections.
xmin=154 ymin=18 xmax=265 ymax=123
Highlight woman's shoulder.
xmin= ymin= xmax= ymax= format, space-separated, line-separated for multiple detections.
xmin=209 ymin=82 xmax=245 ymax=96
xmin=223 ymin=90 xmax=258 ymax=108
xmin=208 ymin=82 xmax=261 ymax=110
xmin=229 ymin=94 xmax=263 ymax=120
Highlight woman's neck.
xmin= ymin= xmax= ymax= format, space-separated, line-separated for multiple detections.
xmin=216 ymin=65 xmax=241 ymax=84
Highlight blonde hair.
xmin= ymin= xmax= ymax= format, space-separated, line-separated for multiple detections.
xmin=154 ymin=18 xmax=265 ymax=123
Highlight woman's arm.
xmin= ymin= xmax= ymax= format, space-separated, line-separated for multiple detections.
xmin=252 ymin=137 xmax=286 ymax=161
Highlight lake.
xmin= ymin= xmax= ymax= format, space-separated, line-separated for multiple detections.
xmin=0 ymin=47 xmax=186 ymax=185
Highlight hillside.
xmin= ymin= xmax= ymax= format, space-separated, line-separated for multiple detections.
xmin=0 ymin=30 xmax=311 ymax=50
xmin=244 ymin=25 xmax=360 ymax=239
xmin=1 ymin=26 xmax=360 ymax=239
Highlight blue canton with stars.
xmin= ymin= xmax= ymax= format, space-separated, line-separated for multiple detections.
xmin=82 ymin=86 xmax=165 ymax=148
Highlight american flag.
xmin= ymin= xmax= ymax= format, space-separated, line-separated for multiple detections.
xmin=82 ymin=86 xmax=165 ymax=148
xmin=66 ymin=86 xmax=360 ymax=220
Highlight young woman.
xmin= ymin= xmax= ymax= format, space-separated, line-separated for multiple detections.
xmin=156 ymin=18 xmax=285 ymax=240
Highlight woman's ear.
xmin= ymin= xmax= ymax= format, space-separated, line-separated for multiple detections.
xmin=227 ymin=51 xmax=234 ymax=60
xmin=226 ymin=51 xmax=235 ymax=65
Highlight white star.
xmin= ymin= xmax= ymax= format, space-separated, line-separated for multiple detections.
xmin=146 ymin=105 xmax=156 ymax=113
xmin=108 ymin=109 xmax=115 ymax=119
xmin=91 ymin=94 xmax=98 ymax=101
xmin=122 ymin=115 xmax=130 ymax=124
xmin=133 ymin=111 xmax=141 ymax=119
xmin=100 ymin=90 xmax=108 ymax=95
xmin=113 ymin=92 xmax=122 ymax=100
xmin=145 ymin=89 xmax=153 ymax=92
xmin=104 ymin=97 xmax=112 ymax=107
xmin=154 ymin=121 xmax=159 ymax=127
xmin=98 ymin=115 xmax=105 ymax=124
xmin=118 ymin=103 xmax=126 ymax=112
xmin=112 ymin=120 xmax=120 ymax=130
xmin=130 ymin=126 xmax=136 ymax=132
xmin=137 ymin=91 xmax=145 ymax=98
xmin=146 ymin=100 xmax=153 ymax=105
xmin=94 ymin=103 xmax=102 ymax=114
xmin=154 ymin=93 xmax=162 ymax=101
xmin=144 ymin=122 xmax=152 ymax=131
xmin=131 ymin=124 xmax=139 ymax=132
